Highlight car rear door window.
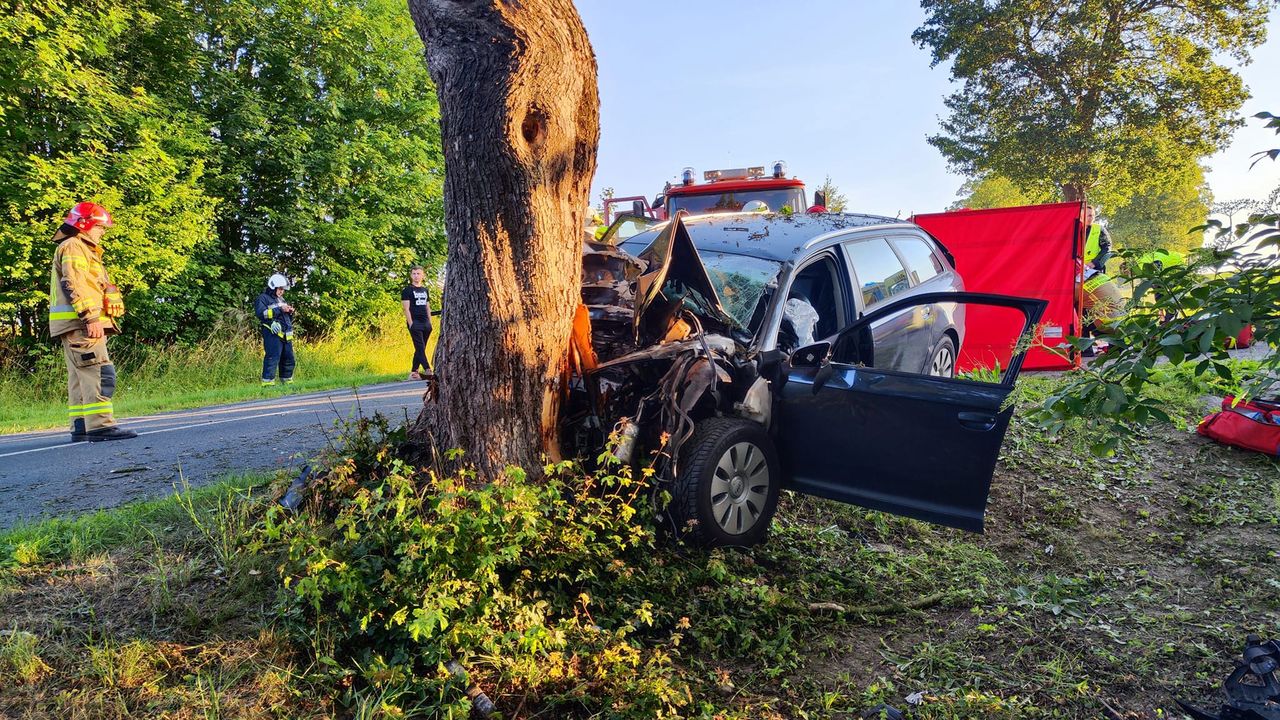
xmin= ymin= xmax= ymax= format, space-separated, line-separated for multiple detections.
xmin=845 ymin=237 xmax=911 ymax=308
xmin=893 ymin=236 xmax=944 ymax=285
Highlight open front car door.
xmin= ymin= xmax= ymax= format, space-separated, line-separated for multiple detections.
xmin=775 ymin=292 xmax=1047 ymax=532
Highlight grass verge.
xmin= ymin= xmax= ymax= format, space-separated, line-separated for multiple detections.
xmin=0 ymin=314 xmax=437 ymax=434
xmin=0 ymin=472 xmax=324 ymax=719
xmin=1 ymin=370 xmax=1276 ymax=718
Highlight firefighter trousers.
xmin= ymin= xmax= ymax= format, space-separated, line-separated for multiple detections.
xmin=260 ymin=327 xmax=295 ymax=384
xmin=60 ymin=330 xmax=117 ymax=432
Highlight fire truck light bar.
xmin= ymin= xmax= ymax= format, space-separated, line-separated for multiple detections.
xmin=703 ymin=166 xmax=766 ymax=182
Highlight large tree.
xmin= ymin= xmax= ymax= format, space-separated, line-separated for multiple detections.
xmin=914 ymin=0 xmax=1272 ymax=202
xmin=406 ymin=0 xmax=599 ymax=474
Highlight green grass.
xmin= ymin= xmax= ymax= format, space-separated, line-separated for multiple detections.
xmin=0 ymin=314 xmax=437 ymax=434
xmin=0 ymin=472 xmax=315 ymax=718
xmin=0 ymin=474 xmax=269 ymax=568
xmin=1 ymin=371 xmax=1276 ymax=718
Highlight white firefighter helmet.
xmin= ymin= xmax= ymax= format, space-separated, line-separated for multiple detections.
xmin=742 ymin=200 xmax=770 ymax=213
xmin=267 ymin=273 xmax=290 ymax=290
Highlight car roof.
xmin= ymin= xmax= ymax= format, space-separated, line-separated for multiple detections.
xmin=620 ymin=212 xmax=917 ymax=262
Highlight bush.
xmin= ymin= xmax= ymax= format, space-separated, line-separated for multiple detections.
xmin=264 ymin=418 xmax=695 ymax=717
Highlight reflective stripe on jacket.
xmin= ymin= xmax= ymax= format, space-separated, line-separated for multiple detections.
xmin=48 ymin=234 xmax=117 ymax=338
xmin=254 ymin=289 xmax=294 ymax=339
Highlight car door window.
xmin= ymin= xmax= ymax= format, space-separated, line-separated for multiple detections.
xmin=845 ymin=238 xmax=911 ymax=309
xmin=893 ymin=236 xmax=944 ymax=285
xmin=779 ymin=255 xmax=844 ymax=352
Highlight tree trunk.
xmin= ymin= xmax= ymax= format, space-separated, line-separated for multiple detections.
xmin=1061 ymin=183 xmax=1086 ymax=203
xmin=406 ymin=0 xmax=599 ymax=477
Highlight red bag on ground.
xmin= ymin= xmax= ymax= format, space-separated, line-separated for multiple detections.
xmin=1196 ymin=395 xmax=1280 ymax=457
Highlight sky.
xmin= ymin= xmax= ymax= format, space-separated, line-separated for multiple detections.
xmin=576 ymin=1 xmax=1280 ymax=218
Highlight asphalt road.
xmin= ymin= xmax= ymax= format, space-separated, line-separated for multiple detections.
xmin=0 ymin=382 xmax=426 ymax=530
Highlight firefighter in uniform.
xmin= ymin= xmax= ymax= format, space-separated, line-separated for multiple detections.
xmin=255 ymin=273 xmax=296 ymax=385
xmin=48 ymin=202 xmax=137 ymax=441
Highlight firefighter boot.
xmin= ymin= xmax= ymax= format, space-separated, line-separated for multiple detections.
xmin=87 ymin=427 xmax=138 ymax=442
xmin=71 ymin=418 xmax=88 ymax=442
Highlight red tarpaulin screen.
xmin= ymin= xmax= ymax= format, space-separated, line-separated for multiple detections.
xmin=912 ymin=202 xmax=1085 ymax=372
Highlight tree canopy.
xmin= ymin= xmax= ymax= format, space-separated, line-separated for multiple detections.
xmin=914 ymin=0 xmax=1273 ymax=202
xmin=0 ymin=0 xmax=444 ymax=348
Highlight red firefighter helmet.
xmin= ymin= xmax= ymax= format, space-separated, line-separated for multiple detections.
xmin=64 ymin=202 xmax=115 ymax=233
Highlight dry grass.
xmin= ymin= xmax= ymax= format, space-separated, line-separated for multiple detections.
xmin=0 ymin=475 xmax=331 ymax=720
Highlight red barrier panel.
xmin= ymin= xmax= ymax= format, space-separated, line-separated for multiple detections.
xmin=913 ymin=202 xmax=1085 ymax=371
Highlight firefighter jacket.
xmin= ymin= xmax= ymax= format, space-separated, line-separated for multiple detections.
xmin=48 ymin=233 xmax=122 ymax=338
xmin=254 ymin=289 xmax=294 ymax=340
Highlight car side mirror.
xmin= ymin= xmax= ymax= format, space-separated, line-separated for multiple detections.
xmin=789 ymin=341 xmax=831 ymax=368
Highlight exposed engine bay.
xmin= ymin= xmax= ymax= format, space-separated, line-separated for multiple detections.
xmin=563 ymin=215 xmax=784 ymax=487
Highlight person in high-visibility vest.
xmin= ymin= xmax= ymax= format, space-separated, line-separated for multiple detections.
xmin=47 ymin=202 xmax=137 ymax=441
xmin=1080 ymin=218 xmax=1124 ymax=339
xmin=254 ymin=274 xmax=296 ymax=386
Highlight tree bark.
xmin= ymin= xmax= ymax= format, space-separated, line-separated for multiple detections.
xmin=1061 ymin=182 xmax=1086 ymax=203
xmin=405 ymin=0 xmax=599 ymax=477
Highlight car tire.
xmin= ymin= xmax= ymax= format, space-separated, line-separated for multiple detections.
xmin=671 ymin=417 xmax=780 ymax=547
xmin=926 ymin=335 xmax=956 ymax=378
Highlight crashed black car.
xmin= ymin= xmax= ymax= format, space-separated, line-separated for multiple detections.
xmin=566 ymin=211 xmax=1046 ymax=547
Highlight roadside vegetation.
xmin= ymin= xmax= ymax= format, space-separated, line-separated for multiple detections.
xmin=2 ymin=368 xmax=1274 ymax=719
xmin=0 ymin=314 xmax=434 ymax=434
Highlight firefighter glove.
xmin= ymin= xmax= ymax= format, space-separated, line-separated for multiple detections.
xmin=103 ymin=284 xmax=125 ymax=318
xmin=270 ymin=321 xmax=283 ymax=336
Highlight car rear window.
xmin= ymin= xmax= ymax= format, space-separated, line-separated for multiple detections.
xmin=844 ymin=237 xmax=911 ymax=308
xmin=893 ymin=236 xmax=944 ymax=285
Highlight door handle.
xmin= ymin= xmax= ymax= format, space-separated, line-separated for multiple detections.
xmin=957 ymin=411 xmax=997 ymax=431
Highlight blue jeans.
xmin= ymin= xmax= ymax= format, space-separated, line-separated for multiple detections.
xmin=261 ymin=327 xmax=295 ymax=382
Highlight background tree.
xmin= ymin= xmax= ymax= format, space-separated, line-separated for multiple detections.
xmin=0 ymin=0 xmax=446 ymax=351
xmin=192 ymin=0 xmax=445 ymax=336
xmin=813 ymin=176 xmax=848 ymax=213
xmin=406 ymin=0 xmax=599 ymax=475
xmin=914 ymin=0 xmax=1272 ymax=203
xmin=949 ymin=174 xmax=1053 ymax=210
xmin=0 ymin=0 xmax=216 ymax=345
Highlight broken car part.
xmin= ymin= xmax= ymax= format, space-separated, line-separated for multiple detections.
xmin=1177 ymin=634 xmax=1280 ymax=720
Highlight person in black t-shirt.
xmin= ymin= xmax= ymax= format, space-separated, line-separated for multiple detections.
xmin=401 ymin=266 xmax=433 ymax=380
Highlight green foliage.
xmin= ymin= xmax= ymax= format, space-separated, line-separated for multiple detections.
xmin=0 ymin=0 xmax=444 ymax=351
xmin=1032 ymin=110 xmax=1280 ymax=456
xmin=813 ymin=175 xmax=848 ymax=213
xmin=0 ymin=0 xmax=216 ymax=339
xmin=948 ymin=174 xmax=1054 ymax=210
xmin=0 ymin=313 xmax=414 ymax=433
xmin=196 ymin=0 xmax=445 ymax=335
xmin=1032 ymin=237 xmax=1278 ymax=456
xmin=914 ymin=0 xmax=1271 ymax=200
xmin=1105 ymin=160 xmax=1212 ymax=254
xmin=266 ymin=420 xmax=694 ymax=716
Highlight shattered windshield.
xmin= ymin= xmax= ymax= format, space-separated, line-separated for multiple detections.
xmin=621 ymin=231 xmax=782 ymax=333
xmin=699 ymin=252 xmax=781 ymax=330
xmin=668 ymin=188 xmax=806 ymax=215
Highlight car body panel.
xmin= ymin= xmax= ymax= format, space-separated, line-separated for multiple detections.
xmin=774 ymin=292 xmax=1047 ymax=532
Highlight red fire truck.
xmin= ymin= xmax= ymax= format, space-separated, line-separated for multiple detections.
xmin=602 ymin=162 xmax=814 ymax=224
